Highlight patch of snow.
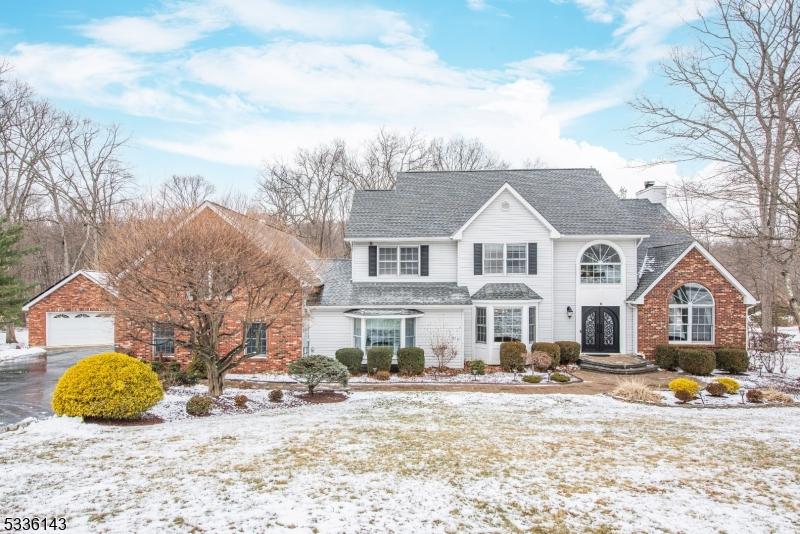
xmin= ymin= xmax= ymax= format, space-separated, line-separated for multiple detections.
xmin=0 ymin=346 xmax=46 ymax=363
xmin=1 ymin=327 xmax=29 ymax=347
xmin=147 ymin=385 xmax=306 ymax=422
xmin=228 ymin=370 xmax=576 ymax=385
xmin=1 ymin=392 xmax=798 ymax=532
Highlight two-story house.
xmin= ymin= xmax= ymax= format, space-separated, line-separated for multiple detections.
xmin=307 ymin=168 xmax=756 ymax=368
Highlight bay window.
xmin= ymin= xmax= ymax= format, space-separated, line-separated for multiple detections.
xmin=366 ymin=318 xmax=402 ymax=354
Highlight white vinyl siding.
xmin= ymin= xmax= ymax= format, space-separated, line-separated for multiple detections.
xmin=457 ymin=189 xmax=553 ymax=343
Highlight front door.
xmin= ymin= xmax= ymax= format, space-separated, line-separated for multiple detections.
xmin=581 ymin=306 xmax=619 ymax=353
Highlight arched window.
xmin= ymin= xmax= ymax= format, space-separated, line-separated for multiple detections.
xmin=669 ymin=283 xmax=714 ymax=343
xmin=580 ymin=244 xmax=621 ymax=284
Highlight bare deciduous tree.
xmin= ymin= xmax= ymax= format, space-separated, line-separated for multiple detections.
xmin=101 ymin=208 xmax=310 ymax=396
xmin=159 ymin=174 xmax=216 ymax=211
xmin=632 ymin=0 xmax=800 ymax=333
xmin=428 ymin=326 xmax=460 ymax=371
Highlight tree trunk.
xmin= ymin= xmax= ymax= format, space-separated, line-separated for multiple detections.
xmin=206 ymin=361 xmax=224 ymax=397
xmin=4 ymin=323 xmax=17 ymax=345
xmin=760 ymin=256 xmax=775 ymax=335
xmin=780 ymin=269 xmax=800 ymax=335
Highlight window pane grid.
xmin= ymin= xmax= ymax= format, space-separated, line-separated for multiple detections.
xmin=245 ymin=323 xmax=267 ymax=355
xmin=153 ymin=323 xmax=175 ymax=355
xmin=378 ymin=247 xmax=398 ymax=275
xmin=366 ymin=319 xmax=401 ymax=354
xmin=580 ymin=244 xmax=622 ymax=284
xmin=399 ymin=247 xmax=419 ymax=275
xmin=475 ymin=307 xmax=487 ymax=343
xmin=484 ymin=244 xmax=504 ymax=274
xmin=506 ymin=244 xmax=527 ymax=274
xmin=405 ymin=317 xmax=416 ymax=347
xmin=528 ymin=307 xmax=536 ymax=343
xmin=353 ymin=319 xmax=362 ymax=348
xmin=494 ymin=308 xmax=522 ymax=342
xmin=669 ymin=284 xmax=714 ymax=343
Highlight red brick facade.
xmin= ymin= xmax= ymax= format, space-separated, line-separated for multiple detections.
xmin=26 ymin=278 xmax=306 ymax=373
xmin=26 ymin=274 xmax=114 ymax=346
xmin=637 ymin=248 xmax=747 ymax=359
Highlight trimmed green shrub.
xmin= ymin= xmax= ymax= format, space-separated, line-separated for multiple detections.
xmin=555 ymin=341 xmax=581 ymax=364
xmin=186 ymin=395 xmax=214 ymax=416
xmin=677 ymin=348 xmax=716 ymax=375
xmin=187 ymin=355 xmax=207 ymax=380
xmin=499 ymin=341 xmax=526 ymax=372
xmin=288 ymin=355 xmax=349 ymax=395
xmin=522 ymin=375 xmax=542 ymax=384
xmin=714 ymin=348 xmax=749 ymax=374
xmin=469 ymin=359 xmax=486 ymax=375
xmin=268 ymin=389 xmax=283 ymax=402
xmin=53 ymin=352 xmax=163 ymax=420
xmin=366 ymin=347 xmax=392 ymax=373
xmin=550 ymin=372 xmax=570 ymax=383
xmin=335 ymin=348 xmax=364 ymax=374
xmin=654 ymin=345 xmax=680 ymax=370
xmin=532 ymin=342 xmax=561 ymax=369
xmin=397 ymin=347 xmax=425 ymax=376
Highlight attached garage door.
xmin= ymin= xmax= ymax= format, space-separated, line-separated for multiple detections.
xmin=46 ymin=312 xmax=115 ymax=347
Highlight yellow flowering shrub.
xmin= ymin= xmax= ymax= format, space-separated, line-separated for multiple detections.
xmin=714 ymin=377 xmax=740 ymax=394
xmin=52 ymin=352 xmax=163 ymax=420
xmin=668 ymin=378 xmax=701 ymax=397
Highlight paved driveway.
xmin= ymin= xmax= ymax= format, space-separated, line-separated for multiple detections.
xmin=0 ymin=347 xmax=109 ymax=426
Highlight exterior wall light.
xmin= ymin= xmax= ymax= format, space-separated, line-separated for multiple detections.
xmin=567 ymin=306 xmax=574 ymax=319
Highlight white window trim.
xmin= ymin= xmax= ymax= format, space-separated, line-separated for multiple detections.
xmin=354 ymin=316 xmax=418 ymax=355
xmin=578 ymin=243 xmax=623 ymax=285
xmin=377 ymin=245 xmax=421 ymax=277
xmin=668 ymin=283 xmax=715 ymax=345
xmin=152 ymin=323 xmax=176 ymax=357
xmin=475 ymin=306 xmax=487 ymax=345
xmin=482 ymin=243 xmax=529 ymax=276
xmin=492 ymin=306 xmax=524 ymax=343
xmin=244 ymin=322 xmax=268 ymax=359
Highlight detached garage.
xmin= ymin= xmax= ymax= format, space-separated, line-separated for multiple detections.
xmin=23 ymin=271 xmax=116 ymax=348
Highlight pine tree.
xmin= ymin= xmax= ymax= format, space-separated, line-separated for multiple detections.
xmin=0 ymin=219 xmax=30 ymax=345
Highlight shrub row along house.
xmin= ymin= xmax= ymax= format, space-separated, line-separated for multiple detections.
xmin=23 ymin=169 xmax=756 ymax=371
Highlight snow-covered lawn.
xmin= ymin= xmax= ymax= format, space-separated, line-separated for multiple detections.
xmin=0 ymin=328 xmax=43 ymax=362
xmin=2 ymin=392 xmax=799 ymax=533
xmin=148 ymin=385 xmax=306 ymax=422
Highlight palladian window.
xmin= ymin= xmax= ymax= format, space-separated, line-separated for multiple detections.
xmin=668 ymin=283 xmax=714 ymax=343
xmin=580 ymin=244 xmax=622 ymax=284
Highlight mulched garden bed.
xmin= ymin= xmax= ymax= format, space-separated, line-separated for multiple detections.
xmin=295 ymin=391 xmax=349 ymax=404
xmin=85 ymin=415 xmax=165 ymax=426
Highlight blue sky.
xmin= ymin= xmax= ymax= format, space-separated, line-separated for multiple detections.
xmin=0 ymin=0 xmax=710 ymax=194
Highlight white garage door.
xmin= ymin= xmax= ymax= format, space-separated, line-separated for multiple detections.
xmin=46 ymin=312 xmax=115 ymax=347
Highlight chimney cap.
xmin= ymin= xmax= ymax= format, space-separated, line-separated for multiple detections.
xmin=644 ymin=180 xmax=655 ymax=189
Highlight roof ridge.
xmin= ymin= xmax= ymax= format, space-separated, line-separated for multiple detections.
xmin=401 ymin=167 xmax=596 ymax=174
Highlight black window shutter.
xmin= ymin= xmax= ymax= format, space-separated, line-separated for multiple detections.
xmin=368 ymin=245 xmax=377 ymax=277
xmin=474 ymin=243 xmax=483 ymax=275
xmin=528 ymin=243 xmax=537 ymax=275
xmin=420 ymin=245 xmax=429 ymax=276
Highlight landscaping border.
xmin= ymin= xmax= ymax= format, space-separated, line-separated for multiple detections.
xmin=607 ymin=393 xmax=800 ymax=410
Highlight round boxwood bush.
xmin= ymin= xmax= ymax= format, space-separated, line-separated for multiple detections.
xmin=532 ymin=342 xmax=561 ymax=369
xmin=550 ymin=372 xmax=571 ymax=383
xmin=186 ymin=395 xmax=214 ymax=416
xmin=522 ymin=375 xmax=542 ymax=384
xmin=335 ymin=347 xmax=364 ymax=374
xmin=52 ymin=352 xmax=163 ymax=420
xmin=366 ymin=347 xmax=392 ymax=373
xmin=677 ymin=348 xmax=716 ymax=375
xmin=654 ymin=345 xmax=680 ymax=370
xmin=469 ymin=359 xmax=486 ymax=375
xmin=714 ymin=347 xmax=749 ymax=374
xmin=499 ymin=341 xmax=526 ymax=372
xmin=268 ymin=389 xmax=284 ymax=402
xmin=705 ymin=381 xmax=726 ymax=397
xmin=668 ymin=377 xmax=700 ymax=397
xmin=397 ymin=347 xmax=424 ymax=376
xmin=555 ymin=341 xmax=580 ymax=364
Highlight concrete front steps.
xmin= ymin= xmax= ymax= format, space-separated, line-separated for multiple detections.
xmin=578 ymin=354 xmax=659 ymax=375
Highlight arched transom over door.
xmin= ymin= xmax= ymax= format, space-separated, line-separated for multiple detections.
xmin=581 ymin=306 xmax=620 ymax=353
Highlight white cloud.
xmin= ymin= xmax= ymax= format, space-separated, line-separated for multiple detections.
xmin=79 ymin=16 xmax=211 ymax=53
xmin=508 ymin=53 xmax=579 ymax=74
xmin=466 ymin=0 xmax=489 ymax=11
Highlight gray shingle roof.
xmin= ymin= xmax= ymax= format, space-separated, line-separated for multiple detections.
xmin=471 ymin=283 xmax=541 ymax=301
xmin=627 ymin=242 xmax=693 ymax=302
xmin=309 ymin=259 xmax=471 ymax=306
xmin=346 ymin=169 xmax=656 ymax=238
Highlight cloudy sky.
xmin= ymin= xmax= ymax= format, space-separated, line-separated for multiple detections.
xmin=1 ymin=0 xmax=711 ymax=193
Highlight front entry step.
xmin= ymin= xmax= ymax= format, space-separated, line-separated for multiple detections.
xmin=578 ymin=354 xmax=659 ymax=375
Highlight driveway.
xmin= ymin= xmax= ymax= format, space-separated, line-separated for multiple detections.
xmin=0 ymin=347 xmax=109 ymax=426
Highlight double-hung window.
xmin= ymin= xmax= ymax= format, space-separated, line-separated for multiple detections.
xmin=475 ymin=307 xmax=487 ymax=343
xmin=483 ymin=244 xmax=504 ymax=274
xmin=494 ymin=308 xmax=522 ymax=342
xmin=405 ymin=318 xmax=416 ymax=347
xmin=399 ymin=247 xmax=419 ymax=275
xmin=528 ymin=307 xmax=537 ymax=343
xmin=153 ymin=323 xmax=175 ymax=356
xmin=378 ymin=247 xmax=398 ymax=275
xmin=245 ymin=322 xmax=267 ymax=356
xmin=353 ymin=319 xmax=362 ymax=348
xmin=506 ymin=244 xmax=527 ymax=273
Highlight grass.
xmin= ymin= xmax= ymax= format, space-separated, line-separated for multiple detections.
xmin=611 ymin=378 xmax=662 ymax=404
